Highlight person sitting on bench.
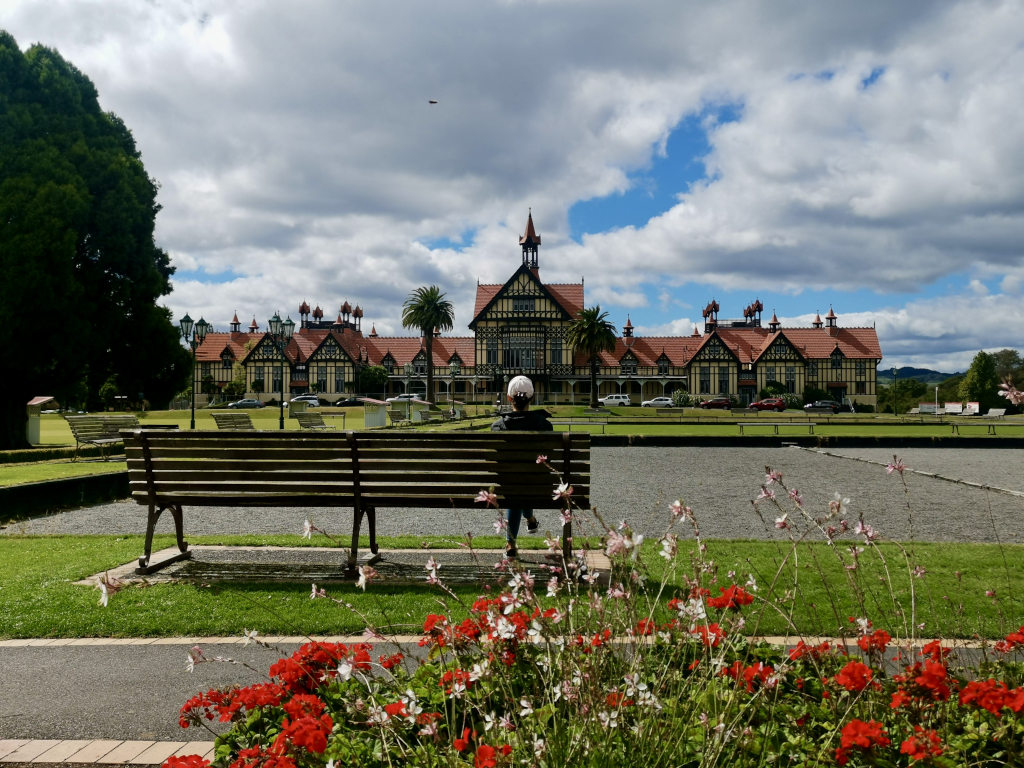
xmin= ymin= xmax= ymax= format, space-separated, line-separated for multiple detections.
xmin=490 ymin=375 xmax=552 ymax=558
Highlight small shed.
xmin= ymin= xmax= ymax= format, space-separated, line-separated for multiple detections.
xmin=361 ymin=397 xmax=388 ymax=428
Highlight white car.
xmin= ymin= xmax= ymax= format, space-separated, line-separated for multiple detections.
xmin=289 ymin=394 xmax=321 ymax=407
xmin=385 ymin=393 xmax=420 ymax=403
xmin=598 ymin=393 xmax=632 ymax=406
xmin=641 ymin=396 xmax=673 ymax=408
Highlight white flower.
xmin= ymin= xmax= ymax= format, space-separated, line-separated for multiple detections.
xmin=553 ymin=482 xmax=573 ymax=500
xmin=519 ymin=697 xmax=534 ymax=717
xmin=243 ymin=628 xmax=259 ymax=645
xmin=302 ymin=518 xmax=314 ymax=539
xmin=337 ymin=660 xmax=354 ymax=681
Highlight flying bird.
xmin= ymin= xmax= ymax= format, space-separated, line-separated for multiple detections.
xmin=428 ymin=99 xmax=438 ymax=104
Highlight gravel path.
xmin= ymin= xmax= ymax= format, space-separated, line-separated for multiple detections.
xmin=5 ymin=447 xmax=1022 ymax=545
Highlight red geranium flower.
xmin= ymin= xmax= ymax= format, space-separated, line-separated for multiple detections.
xmin=835 ymin=719 xmax=889 ymax=765
xmin=900 ymin=726 xmax=943 ymax=761
xmin=706 ymin=584 xmax=755 ymax=610
xmin=856 ymin=629 xmax=891 ymax=654
xmin=832 ymin=660 xmax=874 ymax=692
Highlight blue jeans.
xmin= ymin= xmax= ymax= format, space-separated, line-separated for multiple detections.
xmin=506 ymin=508 xmax=532 ymax=543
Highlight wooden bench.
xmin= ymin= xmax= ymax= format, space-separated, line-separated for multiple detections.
xmin=551 ymin=420 xmax=607 ymax=434
xmin=294 ymin=411 xmax=336 ymax=430
xmin=985 ymin=408 xmax=1006 ymax=419
xmin=951 ymin=421 xmax=1002 ymax=435
xmin=212 ymin=412 xmax=255 ymax=430
xmin=388 ymin=408 xmax=410 ymax=426
xmin=65 ymin=414 xmax=139 ymax=461
xmin=656 ymin=408 xmax=686 ymax=420
xmin=123 ymin=429 xmax=591 ymax=574
xmin=738 ymin=422 xmax=815 ymax=436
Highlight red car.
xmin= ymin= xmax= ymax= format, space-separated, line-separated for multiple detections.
xmin=698 ymin=397 xmax=731 ymax=409
xmin=748 ymin=397 xmax=787 ymax=412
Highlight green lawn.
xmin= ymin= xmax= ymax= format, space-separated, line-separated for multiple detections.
xmin=0 ymin=534 xmax=1019 ymax=641
xmin=5 ymin=407 xmax=1020 ymax=486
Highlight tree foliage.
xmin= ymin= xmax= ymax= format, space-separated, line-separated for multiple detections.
xmin=566 ymin=306 xmax=618 ymax=408
xmin=401 ymin=285 xmax=454 ymax=404
xmin=357 ymin=365 xmax=389 ymax=397
xmin=958 ymin=351 xmax=1001 ymax=409
xmin=0 ymin=32 xmax=189 ymax=447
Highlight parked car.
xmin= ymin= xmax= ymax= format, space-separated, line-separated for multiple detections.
xmin=386 ymin=393 xmax=420 ymax=403
xmin=228 ymin=398 xmax=265 ymax=409
xmin=748 ymin=397 xmax=787 ymax=412
xmin=698 ymin=396 xmax=731 ymax=409
xmin=598 ymin=393 xmax=632 ymax=406
xmin=641 ymin=396 xmax=674 ymax=408
xmin=333 ymin=397 xmax=363 ymax=407
xmin=804 ymin=399 xmax=843 ymax=413
xmin=288 ymin=394 xmax=321 ymax=407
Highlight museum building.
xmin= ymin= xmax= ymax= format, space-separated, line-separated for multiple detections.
xmin=191 ymin=213 xmax=883 ymax=407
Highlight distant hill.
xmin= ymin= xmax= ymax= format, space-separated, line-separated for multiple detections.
xmin=881 ymin=367 xmax=960 ymax=385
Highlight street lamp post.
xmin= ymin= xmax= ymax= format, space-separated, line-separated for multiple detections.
xmin=449 ymin=360 xmax=460 ymax=416
xmin=892 ymin=367 xmax=897 ymax=417
xmin=267 ymin=312 xmax=295 ymax=430
xmin=179 ymin=313 xmax=210 ymax=430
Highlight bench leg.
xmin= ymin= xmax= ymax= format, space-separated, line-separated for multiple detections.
xmin=136 ymin=503 xmax=191 ymax=574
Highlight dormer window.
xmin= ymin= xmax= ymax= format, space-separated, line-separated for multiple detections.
xmin=620 ymin=355 xmax=637 ymax=376
xmin=513 ymin=296 xmax=535 ymax=313
xmin=831 ymin=350 xmax=843 ymax=369
xmin=657 ymin=357 xmax=670 ymax=376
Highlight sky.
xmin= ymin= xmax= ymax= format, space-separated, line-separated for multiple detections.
xmin=5 ymin=0 xmax=1024 ymax=373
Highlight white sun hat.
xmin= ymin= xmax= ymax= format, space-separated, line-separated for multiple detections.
xmin=507 ymin=375 xmax=534 ymax=398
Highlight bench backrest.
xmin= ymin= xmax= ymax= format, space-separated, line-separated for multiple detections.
xmin=986 ymin=408 xmax=1006 ymax=418
xmin=212 ymin=412 xmax=255 ymax=430
xmin=65 ymin=414 xmax=139 ymax=440
xmin=123 ymin=429 xmax=590 ymax=510
xmin=294 ymin=411 xmax=328 ymax=428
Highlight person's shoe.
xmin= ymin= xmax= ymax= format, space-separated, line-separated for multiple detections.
xmin=504 ymin=542 xmax=518 ymax=559
xmin=526 ymin=516 xmax=539 ymax=534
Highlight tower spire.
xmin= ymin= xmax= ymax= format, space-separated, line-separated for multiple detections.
xmin=519 ymin=209 xmax=541 ymax=271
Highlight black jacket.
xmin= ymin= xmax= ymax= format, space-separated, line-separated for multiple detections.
xmin=490 ymin=409 xmax=553 ymax=432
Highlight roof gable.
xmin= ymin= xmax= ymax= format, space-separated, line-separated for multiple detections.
xmin=469 ymin=263 xmax=581 ymax=328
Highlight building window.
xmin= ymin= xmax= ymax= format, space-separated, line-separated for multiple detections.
xmin=765 ymin=366 xmax=776 ymax=384
xmin=550 ymin=337 xmax=562 ymax=365
xmin=621 ymin=357 xmax=637 ymax=375
xmin=786 ymin=366 xmax=795 ymax=393
xmin=718 ymin=368 xmax=729 ymax=395
xmin=486 ymin=338 xmax=498 ymax=365
xmin=414 ymin=359 xmax=426 ymax=375
xmin=855 ymin=381 xmax=867 ymax=394
xmin=808 ymin=361 xmax=818 ymax=378
xmin=503 ymin=334 xmax=542 ymax=369
xmin=658 ymin=358 xmax=669 ymax=375
xmin=855 ymin=361 xmax=866 ymax=377
xmin=831 ymin=352 xmax=843 ymax=369
xmin=512 ymin=296 xmax=535 ymax=312
xmin=335 ymin=370 xmax=345 ymax=392
xmin=317 ymin=365 xmax=327 ymax=392
xmin=700 ymin=366 xmax=711 ymax=393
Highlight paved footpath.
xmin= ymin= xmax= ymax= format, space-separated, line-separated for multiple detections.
xmin=2 ymin=446 xmax=1022 ymax=762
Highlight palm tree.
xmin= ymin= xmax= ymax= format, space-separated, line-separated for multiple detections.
xmin=566 ymin=305 xmax=618 ymax=408
xmin=401 ymin=285 xmax=455 ymax=403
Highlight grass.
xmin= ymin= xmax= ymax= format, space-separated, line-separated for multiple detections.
xmin=1 ymin=533 xmax=1019 ymax=641
xmin=7 ymin=408 xmax=1021 ymax=487
xmin=0 ymin=460 xmax=125 ymax=487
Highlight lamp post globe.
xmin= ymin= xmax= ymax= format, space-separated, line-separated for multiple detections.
xmin=179 ymin=314 xmax=209 ymax=430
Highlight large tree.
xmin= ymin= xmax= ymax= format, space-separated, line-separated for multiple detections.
xmin=401 ymin=285 xmax=454 ymax=404
xmin=566 ymin=306 xmax=618 ymax=408
xmin=0 ymin=32 xmax=189 ymax=448
xmin=958 ymin=350 xmax=1001 ymax=410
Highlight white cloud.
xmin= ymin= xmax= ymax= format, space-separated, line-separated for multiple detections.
xmin=5 ymin=0 xmax=1024 ymax=369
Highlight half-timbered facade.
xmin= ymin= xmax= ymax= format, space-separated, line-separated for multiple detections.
xmin=190 ymin=212 xmax=882 ymax=408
